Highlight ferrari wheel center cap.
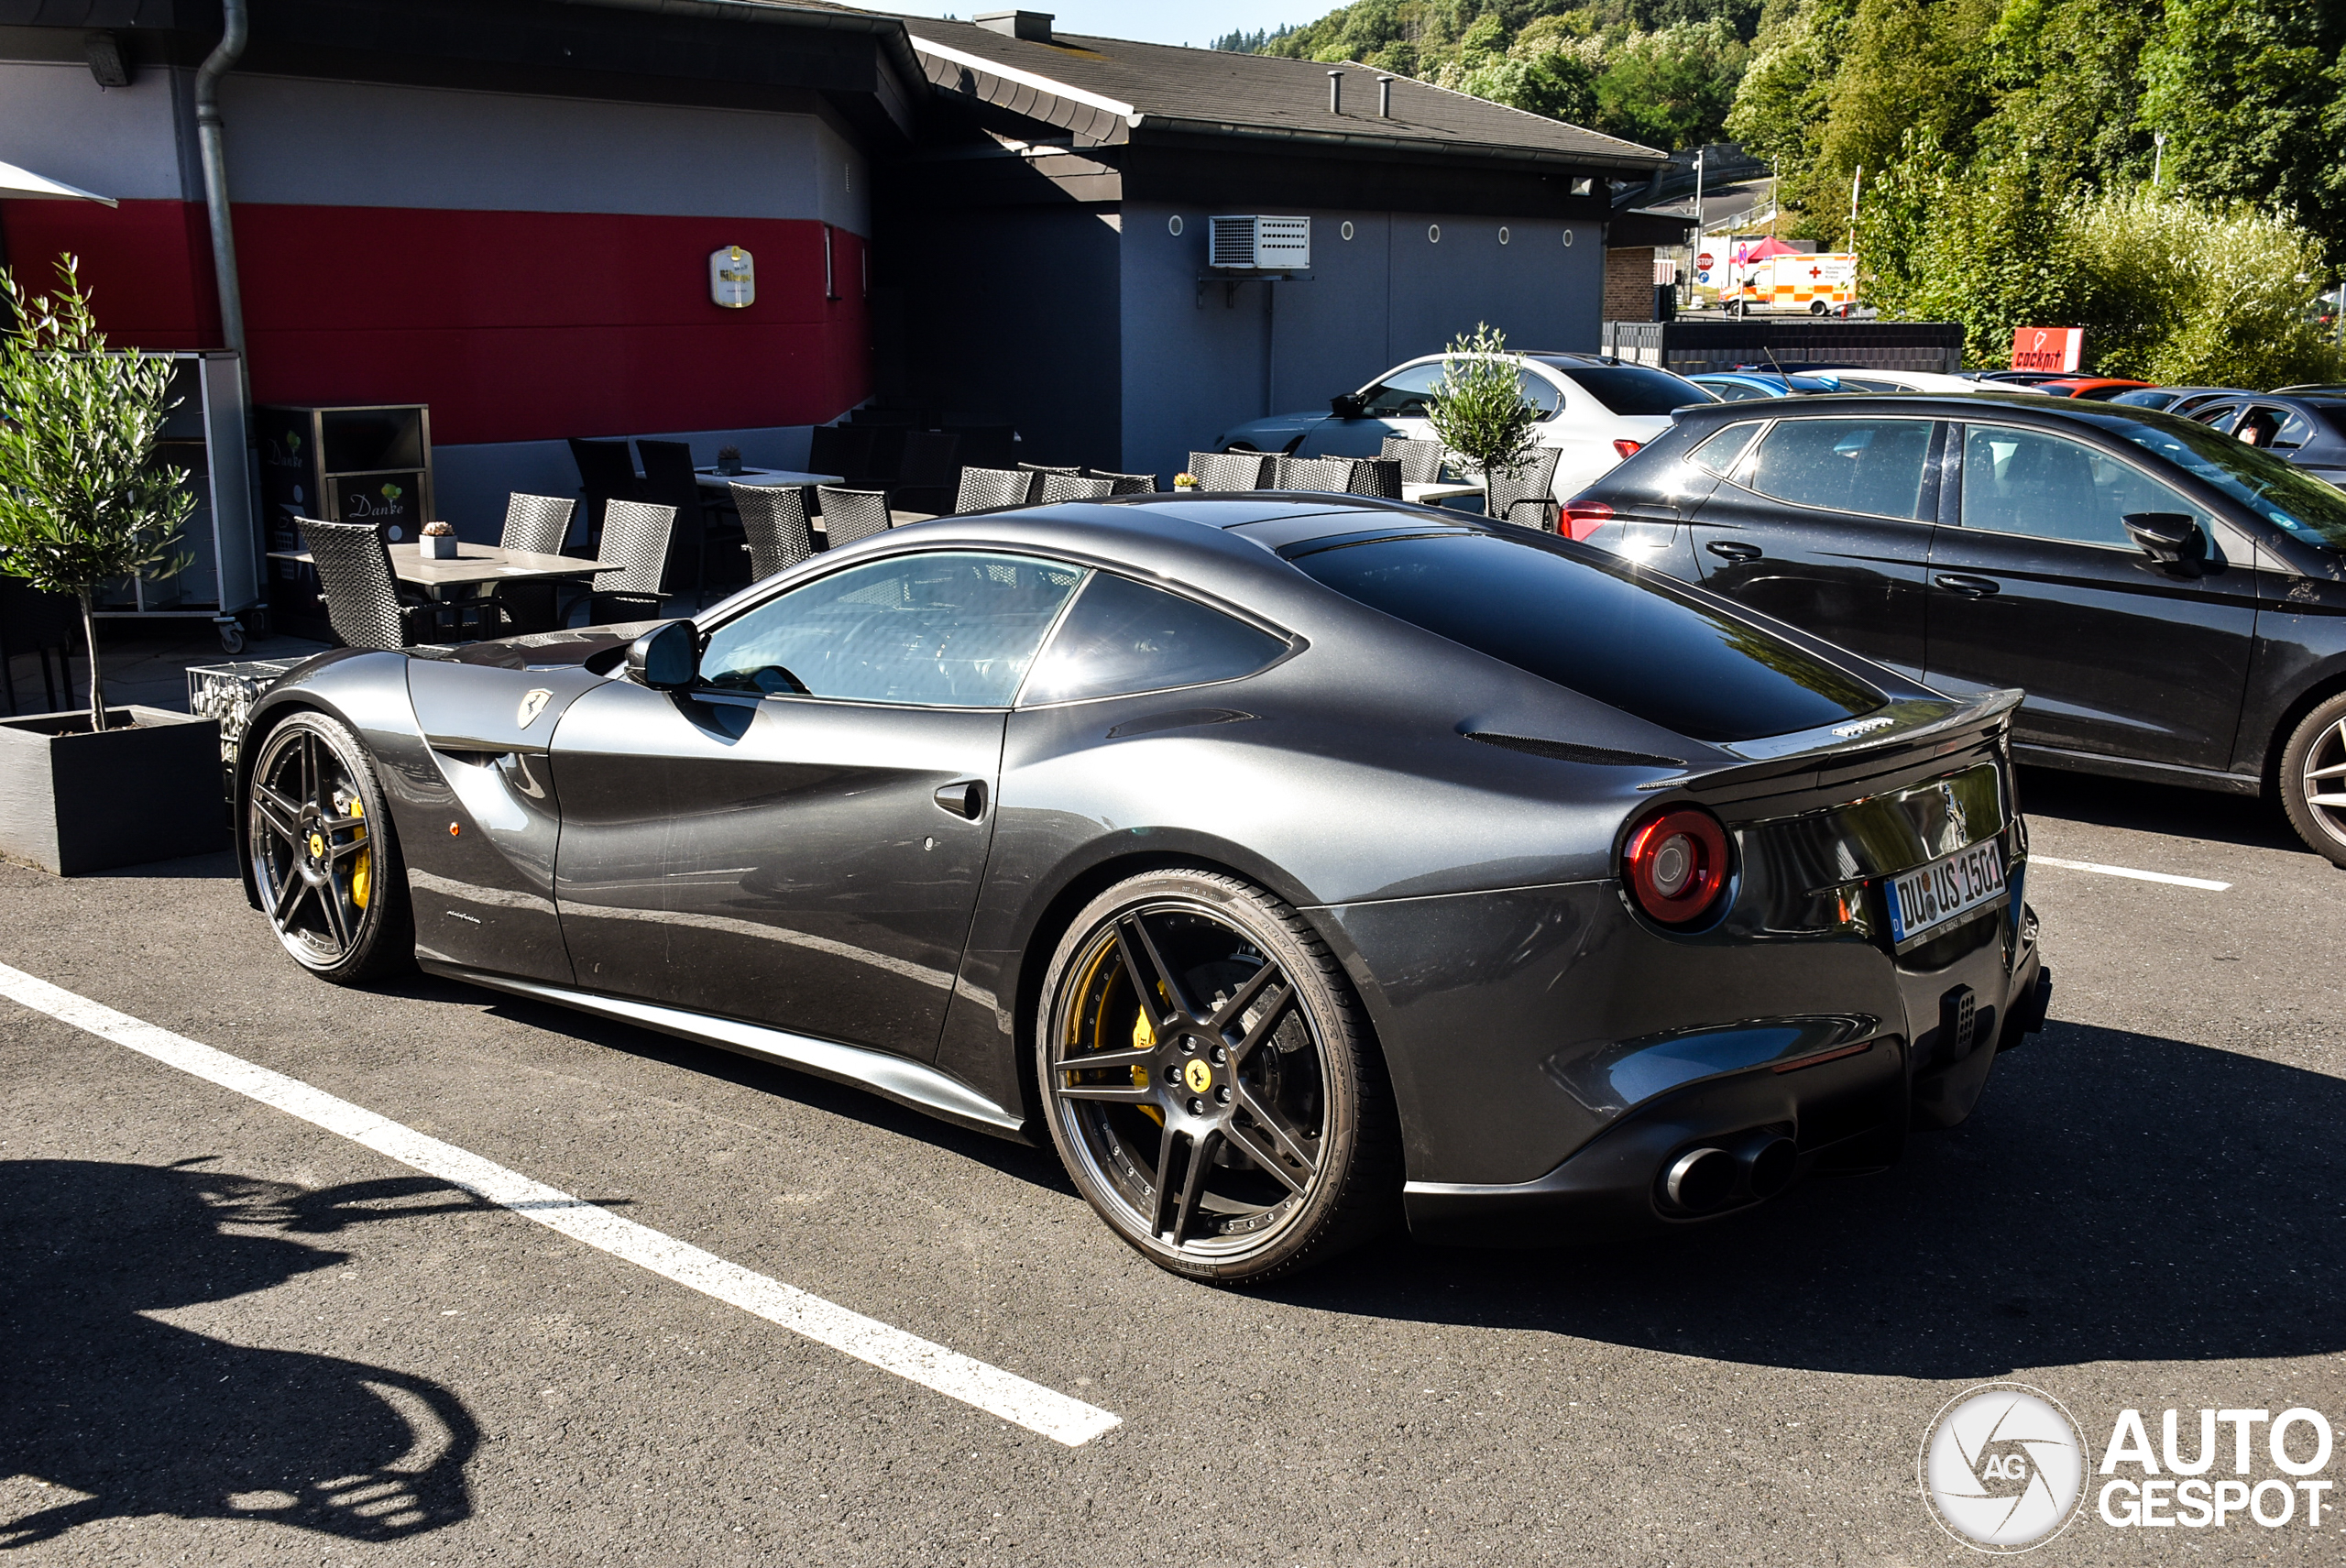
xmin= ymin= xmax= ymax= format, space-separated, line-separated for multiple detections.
xmin=1182 ymin=1058 xmax=1214 ymax=1095
xmin=307 ymin=831 xmax=326 ymax=861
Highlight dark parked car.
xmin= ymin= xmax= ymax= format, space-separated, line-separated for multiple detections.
xmin=2178 ymin=393 xmax=2346 ymax=489
xmin=236 ymin=497 xmax=2045 ymax=1282
xmin=1565 ymin=393 xmax=2346 ymax=863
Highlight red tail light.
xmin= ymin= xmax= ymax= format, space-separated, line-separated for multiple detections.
xmin=1612 ymin=438 xmax=1643 ymax=459
xmin=1562 ymin=499 xmax=1612 ymax=542
xmin=1623 ymin=806 xmax=1731 ymax=926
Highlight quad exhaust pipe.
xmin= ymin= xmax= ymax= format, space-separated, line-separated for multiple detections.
xmin=1661 ymin=1130 xmax=1797 ymax=1214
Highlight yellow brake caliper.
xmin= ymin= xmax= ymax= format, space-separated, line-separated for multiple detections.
xmin=1132 ymin=1007 xmax=1161 ymax=1125
xmin=347 ymin=796 xmax=371 ymax=910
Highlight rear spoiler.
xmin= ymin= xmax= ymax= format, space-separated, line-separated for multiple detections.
xmin=1674 ymin=688 xmax=2023 ymax=814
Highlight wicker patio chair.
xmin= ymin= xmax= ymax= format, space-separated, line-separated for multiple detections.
xmin=1186 ymin=451 xmax=1274 ymax=491
xmin=1346 ymin=456 xmax=1404 ymax=499
xmin=298 ymin=517 xmax=454 ymax=651
xmin=1380 ymin=435 xmax=1447 ymax=485
xmin=1039 ymin=473 xmax=1117 ymax=502
xmin=1088 ymin=470 xmax=1159 ymax=495
xmin=1483 ymin=446 xmax=1563 ymax=531
xmin=491 ymin=492 xmax=579 ymax=633
xmin=816 ymin=487 xmax=894 ymax=549
xmin=954 ymin=466 xmax=1034 ymax=512
xmin=586 ymin=499 xmax=676 ymax=622
xmin=1271 ymin=454 xmax=1361 ymax=491
xmin=732 ymin=483 xmax=817 ymax=581
xmin=566 ymin=437 xmax=639 ymax=546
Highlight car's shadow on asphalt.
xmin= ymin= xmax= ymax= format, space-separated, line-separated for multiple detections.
xmin=2018 ymin=766 xmax=2307 ymax=856
xmin=0 ymin=1159 xmax=485 ymax=1549
xmin=1280 ymin=1020 xmax=2346 ymax=1376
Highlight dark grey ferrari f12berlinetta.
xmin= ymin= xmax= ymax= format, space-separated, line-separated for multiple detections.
xmin=238 ymin=495 xmax=2050 ymax=1282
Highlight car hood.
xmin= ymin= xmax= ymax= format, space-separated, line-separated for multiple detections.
xmin=1214 ymin=411 xmax=1328 ymax=451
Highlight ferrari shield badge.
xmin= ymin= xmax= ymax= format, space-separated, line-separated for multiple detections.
xmin=517 ymin=688 xmax=553 ymax=729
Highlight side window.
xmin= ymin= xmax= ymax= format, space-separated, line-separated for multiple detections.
xmin=1019 ymin=573 xmax=1288 ymax=706
xmin=1738 ymin=418 xmax=1934 ymax=520
xmin=1359 ymin=364 xmax=1447 ymax=417
xmin=2191 ymin=401 xmax=2242 ymax=428
xmin=1515 ymin=369 xmax=1562 ymax=420
xmin=1703 ymin=381 xmax=1769 ymax=402
xmin=1689 ymin=422 xmax=1764 ymax=476
xmin=699 ymin=551 xmax=1084 ymax=706
xmin=1959 ymin=426 xmax=2209 ymax=549
xmin=2240 ymin=406 xmax=2313 ymax=451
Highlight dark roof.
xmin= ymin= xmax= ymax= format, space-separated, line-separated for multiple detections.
xmin=900 ymin=16 xmax=1667 ymax=173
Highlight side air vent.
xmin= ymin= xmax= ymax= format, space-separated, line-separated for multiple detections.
xmin=1466 ymin=732 xmax=1685 ymax=769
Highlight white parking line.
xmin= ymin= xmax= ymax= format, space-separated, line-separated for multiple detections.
xmin=0 ymin=961 xmax=1120 ymax=1448
xmin=2030 ymin=855 xmax=2231 ymax=892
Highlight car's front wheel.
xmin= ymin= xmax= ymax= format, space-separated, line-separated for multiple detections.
xmin=1035 ymin=871 xmax=1397 ymax=1284
xmin=2281 ymin=691 xmax=2346 ymax=868
xmin=246 ymin=711 xmax=415 ymax=981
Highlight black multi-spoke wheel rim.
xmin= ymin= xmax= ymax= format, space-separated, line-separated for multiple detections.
xmin=1047 ymin=903 xmax=1329 ymax=1256
xmin=248 ymin=724 xmax=376 ymax=968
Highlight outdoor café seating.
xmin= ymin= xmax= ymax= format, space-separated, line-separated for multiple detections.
xmin=953 ymin=466 xmax=1034 ymax=512
xmin=1381 ymin=435 xmax=1446 ymax=485
xmin=1186 ymin=450 xmax=1276 ymax=491
xmin=1484 ymin=447 xmax=1563 ymax=531
xmin=731 ymin=482 xmax=817 ymax=580
xmin=298 ymin=516 xmax=463 ymax=651
xmin=638 ymin=438 xmax=735 ymax=597
xmin=1270 ymin=454 xmax=1358 ymax=491
xmin=566 ymin=436 xmax=640 ymax=547
xmin=1089 ymin=469 xmax=1159 ymax=495
xmin=1039 ymin=473 xmax=1117 ymax=502
xmin=495 ymin=492 xmax=577 ymax=634
xmin=586 ymin=499 xmax=677 ymax=622
xmin=816 ymin=487 xmax=894 ymax=548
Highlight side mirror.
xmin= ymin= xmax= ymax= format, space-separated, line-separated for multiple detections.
xmin=1329 ymin=392 xmax=1365 ymax=420
xmin=2122 ymin=511 xmax=2205 ymax=576
xmin=625 ymin=619 xmax=698 ymax=690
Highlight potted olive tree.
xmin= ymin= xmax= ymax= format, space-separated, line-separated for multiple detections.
xmin=1424 ymin=322 xmax=1540 ymax=516
xmin=0 ymin=257 xmax=224 ymax=873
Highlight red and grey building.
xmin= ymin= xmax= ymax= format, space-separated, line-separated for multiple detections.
xmin=0 ymin=1 xmax=1666 ymax=525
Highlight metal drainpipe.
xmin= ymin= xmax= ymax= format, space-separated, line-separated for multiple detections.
xmin=194 ymin=0 xmax=248 ymax=400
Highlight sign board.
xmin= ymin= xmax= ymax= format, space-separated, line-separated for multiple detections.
xmin=708 ymin=246 xmax=755 ymax=309
xmin=2011 ymin=326 xmax=2083 ymax=372
xmin=1696 ymin=252 xmax=1715 ymax=271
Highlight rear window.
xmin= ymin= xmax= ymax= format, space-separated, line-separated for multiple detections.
xmin=1290 ymin=533 xmax=1882 ymax=742
xmin=1545 ymin=363 xmax=1713 ymax=415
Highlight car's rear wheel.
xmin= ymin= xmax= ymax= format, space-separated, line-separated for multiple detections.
xmin=1035 ymin=871 xmax=1396 ymax=1284
xmin=2281 ymin=692 xmax=2346 ymax=868
xmin=247 ymin=712 xmax=415 ymax=981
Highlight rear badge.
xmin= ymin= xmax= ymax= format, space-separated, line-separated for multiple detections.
xmin=1834 ymin=716 xmax=1894 ymax=738
xmin=517 ymin=688 xmax=553 ymax=728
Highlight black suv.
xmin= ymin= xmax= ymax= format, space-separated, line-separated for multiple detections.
xmin=1563 ymin=393 xmax=2346 ymax=863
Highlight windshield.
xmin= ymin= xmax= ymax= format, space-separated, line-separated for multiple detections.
xmin=2088 ymin=413 xmax=2346 ymax=548
xmin=1539 ymin=361 xmax=1714 ymax=414
xmin=1290 ymin=532 xmax=1882 ymax=741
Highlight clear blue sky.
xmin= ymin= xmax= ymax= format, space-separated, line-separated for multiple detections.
xmin=869 ymin=3 xmax=1332 ymax=49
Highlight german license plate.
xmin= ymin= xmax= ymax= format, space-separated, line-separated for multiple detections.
xmin=1886 ymin=839 xmax=2008 ymax=948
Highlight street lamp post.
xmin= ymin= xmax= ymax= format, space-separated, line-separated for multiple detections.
xmin=2153 ymin=132 xmax=2167 ymax=189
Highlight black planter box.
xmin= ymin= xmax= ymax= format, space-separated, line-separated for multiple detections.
xmin=0 ymin=707 xmax=225 ymax=874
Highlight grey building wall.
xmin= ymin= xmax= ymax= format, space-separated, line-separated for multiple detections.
xmin=1118 ymin=203 xmax=1605 ymax=496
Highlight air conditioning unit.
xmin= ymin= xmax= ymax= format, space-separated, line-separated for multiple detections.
xmin=1209 ymin=214 xmax=1310 ymax=271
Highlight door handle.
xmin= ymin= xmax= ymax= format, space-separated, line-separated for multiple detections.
xmin=931 ymin=780 xmax=987 ymax=820
xmin=1934 ymin=574 xmax=2001 ymax=598
xmin=1706 ymin=541 xmax=1762 ymax=563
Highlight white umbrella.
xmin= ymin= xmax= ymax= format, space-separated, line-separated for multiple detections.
xmin=0 ymin=160 xmax=115 ymax=206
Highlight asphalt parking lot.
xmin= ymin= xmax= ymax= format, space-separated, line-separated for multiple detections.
xmin=4 ymin=766 xmax=2342 ymax=1566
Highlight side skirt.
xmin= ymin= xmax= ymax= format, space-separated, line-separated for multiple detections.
xmin=2012 ymin=742 xmax=2263 ymax=797
xmin=420 ymin=959 xmax=1031 ymax=1142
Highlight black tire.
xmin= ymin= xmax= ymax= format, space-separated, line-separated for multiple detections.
xmin=2279 ymin=691 xmax=2346 ymax=867
xmin=246 ymin=711 xmax=416 ymax=982
xmin=1034 ymin=870 xmax=1398 ymax=1284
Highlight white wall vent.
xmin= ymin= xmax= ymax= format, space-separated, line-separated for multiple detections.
xmin=1208 ymin=214 xmax=1310 ymax=270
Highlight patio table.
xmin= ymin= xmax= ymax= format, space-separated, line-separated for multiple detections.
xmin=269 ymin=543 xmax=612 ymax=601
xmin=694 ymin=467 xmax=844 ymax=489
xmin=1405 ymin=481 xmax=1485 ymax=506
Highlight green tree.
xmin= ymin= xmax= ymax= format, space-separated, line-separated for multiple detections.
xmin=1425 ymin=323 xmax=1540 ymax=480
xmin=0 ymin=258 xmax=192 ymax=732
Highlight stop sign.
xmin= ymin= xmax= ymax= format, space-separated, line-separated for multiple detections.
xmin=1696 ymin=252 xmax=1715 ymax=270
